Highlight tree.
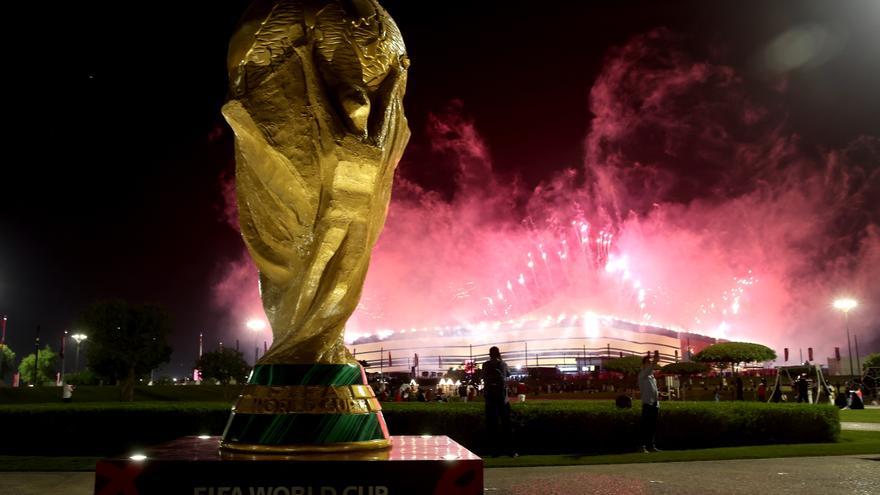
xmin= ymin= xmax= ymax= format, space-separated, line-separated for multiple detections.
xmin=0 ymin=344 xmax=16 ymax=382
xmin=603 ymin=355 xmax=646 ymax=375
xmin=196 ymin=348 xmax=250 ymax=386
xmin=18 ymin=345 xmax=58 ymax=385
xmin=79 ymin=301 xmax=173 ymax=401
xmin=864 ymin=353 xmax=880 ymax=371
xmin=661 ymin=361 xmax=709 ymax=376
xmin=66 ymin=369 xmax=99 ymax=386
xmin=693 ymin=342 xmax=776 ymax=373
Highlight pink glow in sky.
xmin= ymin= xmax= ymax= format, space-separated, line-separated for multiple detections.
xmin=212 ymin=29 xmax=879 ymax=363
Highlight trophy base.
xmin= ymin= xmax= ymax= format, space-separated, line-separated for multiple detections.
xmin=221 ymin=363 xmax=391 ymax=452
xmin=219 ymin=437 xmax=391 ymax=454
xmin=94 ymin=435 xmax=483 ymax=495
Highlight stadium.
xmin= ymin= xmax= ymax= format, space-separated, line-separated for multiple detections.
xmin=348 ymin=312 xmax=718 ymax=375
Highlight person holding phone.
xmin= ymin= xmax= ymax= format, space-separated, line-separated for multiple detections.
xmin=638 ymin=350 xmax=661 ymax=453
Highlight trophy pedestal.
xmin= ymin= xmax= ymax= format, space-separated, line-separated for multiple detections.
xmin=220 ymin=364 xmax=391 ymax=453
xmin=94 ymin=435 xmax=483 ymax=495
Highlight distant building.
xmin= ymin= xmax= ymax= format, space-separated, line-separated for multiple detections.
xmin=827 ymin=357 xmax=862 ymax=377
xmin=348 ymin=314 xmax=721 ymax=374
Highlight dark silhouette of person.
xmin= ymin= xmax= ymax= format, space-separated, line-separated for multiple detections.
xmin=797 ymin=374 xmax=809 ymax=403
xmin=834 ymin=382 xmax=848 ymax=408
xmin=735 ymin=376 xmax=744 ymax=401
xmin=771 ymin=382 xmax=783 ymax=402
xmin=850 ymin=379 xmax=865 ymax=409
xmin=482 ymin=346 xmax=516 ymax=457
xmin=638 ymin=352 xmax=661 ymax=453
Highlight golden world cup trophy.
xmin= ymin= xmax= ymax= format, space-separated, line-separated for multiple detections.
xmin=220 ymin=0 xmax=409 ymax=454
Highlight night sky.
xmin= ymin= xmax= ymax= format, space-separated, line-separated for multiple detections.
xmin=2 ymin=1 xmax=878 ymax=378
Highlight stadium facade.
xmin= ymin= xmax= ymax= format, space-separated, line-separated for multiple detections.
xmin=348 ymin=313 xmax=718 ymax=374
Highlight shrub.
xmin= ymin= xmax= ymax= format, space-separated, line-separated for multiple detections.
xmin=0 ymin=400 xmax=839 ymax=456
xmin=0 ymin=402 xmax=229 ymax=455
xmin=381 ymin=401 xmax=838 ymax=454
xmin=66 ymin=370 xmax=100 ymax=386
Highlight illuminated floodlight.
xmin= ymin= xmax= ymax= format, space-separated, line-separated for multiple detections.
xmin=129 ymin=454 xmax=147 ymax=461
xmin=832 ymin=298 xmax=857 ymax=313
xmin=246 ymin=319 xmax=267 ymax=331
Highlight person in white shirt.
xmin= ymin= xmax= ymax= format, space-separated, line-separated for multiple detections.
xmin=637 ymin=351 xmax=661 ymax=453
xmin=62 ymin=383 xmax=75 ymax=403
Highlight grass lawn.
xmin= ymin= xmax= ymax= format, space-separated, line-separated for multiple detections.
xmin=839 ymin=408 xmax=880 ymax=423
xmin=484 ymin=430 xmax=880 ymax=468
xmin=2 ymin=431 xmax=876 ymax=472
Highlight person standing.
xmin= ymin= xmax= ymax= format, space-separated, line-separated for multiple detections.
xmin=757 ymin=378 xmax=767 ymax=402
xmin=771 ymin=382 xmax=783 ymax=402
xmin=62 ymin=383 xmax=75 ymax=403
xmin=517 ymin=381 xmax=527 ymax=403
xmin=638 ymin=351 xmax=661 ymax=453
xmin=735 ymin=376 xmax=744 ymax=401
xmin=483 ymin=346 xmax=516 ymax=457
xmin=796 ymin=374 xmax=809 ymax=403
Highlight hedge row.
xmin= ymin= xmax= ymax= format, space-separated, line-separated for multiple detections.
xmin=0 ymin=400 xmax=838 ymax=456
xmin=383 ymin=401 xmax=839 ymax=454
xmin=0 ymin=402 xmax=230 ymax=455
xmin=0 ymin=385 xmax=244 ymax=404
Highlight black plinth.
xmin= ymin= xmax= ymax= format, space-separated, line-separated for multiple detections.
xmin=94 ymin=435 xmax=482 ymax=495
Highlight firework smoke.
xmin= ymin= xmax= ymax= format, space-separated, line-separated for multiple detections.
xmin=212 ymin=28 xmax=879 ymax=361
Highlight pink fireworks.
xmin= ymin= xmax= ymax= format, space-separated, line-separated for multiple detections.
xmin=211 ymin=28 xmax=880 ymax=362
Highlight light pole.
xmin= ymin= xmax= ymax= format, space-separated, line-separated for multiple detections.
xmin=246 ymin=319 xmax=266 ymax=366
xmin=833 ymin=298 xmax=858 ymax=377
xmin=0 ymin=315 xmax=6 ymax=382
xmin=61 ymin=330 xmax=68 ymax=385
xmin=71 ymin=333 xmax=88 ymax=373
xmin=33 ymin=325 xmax=41 ymax=387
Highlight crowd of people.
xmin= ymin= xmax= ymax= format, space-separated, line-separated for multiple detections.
xmin=376 ymin=381 xmax=481 ymax=403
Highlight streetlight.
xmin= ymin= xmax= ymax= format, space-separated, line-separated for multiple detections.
xmin=833 ymin=298 xmax=857 ymax=377
xmin=246 ymin=319 xmax=266 ymax=365
xmin=71 ymin=333 xmax=88 ymax=373
xmin=61 ymin=330 xmax=68 ymax=385
xmin=0 ymin=316 xmax=7 ymax=379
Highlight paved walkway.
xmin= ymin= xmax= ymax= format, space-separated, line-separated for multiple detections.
xmin=841 ymin=422 xmax=880 ymax=431
xmin=1 ymin=455 xmax=878 ymax=495
xmin=483 ymin=455 xmax=880 ymax=495
xmin=0 ymin=472 xmax=93 ymax=495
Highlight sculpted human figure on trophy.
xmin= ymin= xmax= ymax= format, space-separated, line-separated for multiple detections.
xmin=220 ymin=0 xmax=409 ymax=453
xmin=224 ymin=0 xmax=410 ymax=366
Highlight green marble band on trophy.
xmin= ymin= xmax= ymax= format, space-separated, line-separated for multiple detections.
xmin=221 ymin=364 xmax=389 ymax=453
